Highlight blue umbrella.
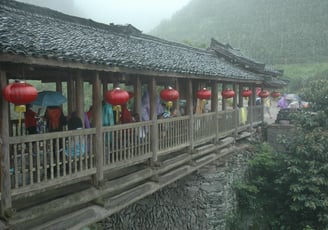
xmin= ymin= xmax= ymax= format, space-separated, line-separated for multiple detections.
xmin=31 ymin=91 xmax=67 ymax=106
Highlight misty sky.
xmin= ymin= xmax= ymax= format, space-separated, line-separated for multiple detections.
xmin=75 ymin=0 xmax=191 ymax=32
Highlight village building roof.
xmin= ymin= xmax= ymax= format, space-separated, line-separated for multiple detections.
xmin=0 ymin=0 xmax=283 ymax=85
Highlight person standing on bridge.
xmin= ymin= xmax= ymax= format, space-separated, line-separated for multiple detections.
xmin=264 ymin=97 xmax=272 ymax=119
xmin=277 ymin=94 xmax=288 ymax=110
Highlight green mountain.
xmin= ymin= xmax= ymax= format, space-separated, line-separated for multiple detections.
xmin=151 ymin=0 xmax=328 ymax=65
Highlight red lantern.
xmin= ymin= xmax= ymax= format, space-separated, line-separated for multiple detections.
xmin=271 ymin=91 xmax=281 ymax=98
xmin=196 ymin=88 xmax=211 ymax=100
xmin=221 ymin=89 xmax=235 ymax=99
xmin=259 ymin=90 xmax=269 ymax=98
xmin=105 ymin=87 xmax=129 ymax=105
xmin=2 ymin=81 xmax=37 ymax=105
xmin=241 ymin=89 xmax=252 ymax=98
xmin=160 ymin=87 xmax=179 ymax=102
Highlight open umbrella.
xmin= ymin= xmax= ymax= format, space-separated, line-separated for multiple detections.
xmin=31 ymin=91 xmax=67 ymax=106
xmin=286 ymin=93 xmax=301 ymax=102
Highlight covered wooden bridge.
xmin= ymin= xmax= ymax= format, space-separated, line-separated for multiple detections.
xmin=0 ymin=0 xmax=285 ymax=229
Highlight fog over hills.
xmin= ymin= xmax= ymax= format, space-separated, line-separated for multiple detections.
xmin=151 ymin=0 xmax=328 ymax=65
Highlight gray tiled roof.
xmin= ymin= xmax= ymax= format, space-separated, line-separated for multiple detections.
xmin=0 ymin=0 xmax=265 ymax=82
xmin=210 ymin=39 xmax=283 ymax=77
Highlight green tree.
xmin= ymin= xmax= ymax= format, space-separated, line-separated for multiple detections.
xmin=232 ymin=77 xmax=328 ymax=229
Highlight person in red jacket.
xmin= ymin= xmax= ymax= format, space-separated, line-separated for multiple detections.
xmin=24 ymin=104 xmax=38 ymax=134
xmin=45 ymin=106 xmax=67 ymax=132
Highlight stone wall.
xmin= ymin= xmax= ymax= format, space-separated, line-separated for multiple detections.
xmin=91 ymin=149 xmax=252 ymax=230
xmin=267 ymin=123 xmax=295 ymax=152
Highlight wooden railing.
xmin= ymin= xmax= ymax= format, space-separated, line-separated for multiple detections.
xmin=158 ymin=116 xmax=190 ymax=154
xmin=8 ymin=129 xmax=97 ymax=196
xmin=7 ymin=106 xmax=263 ymax=196
xmin=103 ymin=121 xmax=153 ymax=170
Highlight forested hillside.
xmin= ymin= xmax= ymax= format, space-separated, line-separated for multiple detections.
xmin=151 ymin=0 xmax=328 ymax=65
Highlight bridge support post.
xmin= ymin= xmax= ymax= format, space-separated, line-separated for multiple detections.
xmin=187 ymin=79 xmax=194 ymax=151
xmin=0 ymin=71 xmax=13 ymax=218
xmin=211 ymin=82 xmax=219 ymax=143
xmin=149 ymin=78 xmax=158 ymax=164
xmin=92 ymin=72 xmax=104 ymax=187
xmin=233 ymin=83 xmax=238 ymax=141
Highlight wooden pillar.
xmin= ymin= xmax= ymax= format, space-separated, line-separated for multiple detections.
xmin=233 ymin=83 xmax=237 ymax=109
xmin=211 ymin=82 xmax=218 ymax=112
xmin=56 ymin=80 xmax=62 ymax=93
xmin=250 ymin=85 xmax=256 ymax=106
xmin=92 ymin=72 xmax=103 ymax=185
xmin=102 ymin=78 xmax=108 ymax=100
xmin=0 ymin=71 xmax=12 ymax=217
xmin=249 ymin=85 xmax=257 ymax=126
xmin=186 ymin=79 xmax=193 ymax=115
xmin=232 ymin=83 xmax=238 ymax=139
xmin=174 ymin=79 xmax=180 ymax=113
xmin=67 ymin=77 xmax=75 ymax=116
xmin=149 ymin=78 xmax=158 ymax=163
xmin=187 ymin=79 xmax=194 ymax=150
xmin=149 ymin=78 xmax=156 ymax=120
xmin=56 ymin=79 xmax=64 ymax=113
xmin=133 ymin=77 xmax=141 ymax=116
xmin=222 ymin=83 xmax=226 ymax=111
xmin=76 ymin=73 xmax=84 ymax=125
xmin=239 ymin=84 xmax=244 ymax=107
xmin=211 ymin=82 xmax=219 ymax=142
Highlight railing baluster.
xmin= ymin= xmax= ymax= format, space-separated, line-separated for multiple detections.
xmin=28 ymin=143 xmax=33 ymax=185
xmin=36 ymin=141 xmax=41 ymax=183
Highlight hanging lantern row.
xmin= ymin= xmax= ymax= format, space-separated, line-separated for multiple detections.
xmin=271 ymin=91 xmax=281 ymax=98
xmin=105 ymin=87 xmax=130 ymax=106
xmin=258 ymin=90 xmax=270 ymax=98
xmin=221 ymin=88 xmax=235 ymax=99
xmin=2 ymin=81 xmax=38 ymax=105
xmin=196 ymin=88 xmax=211 ymax=100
